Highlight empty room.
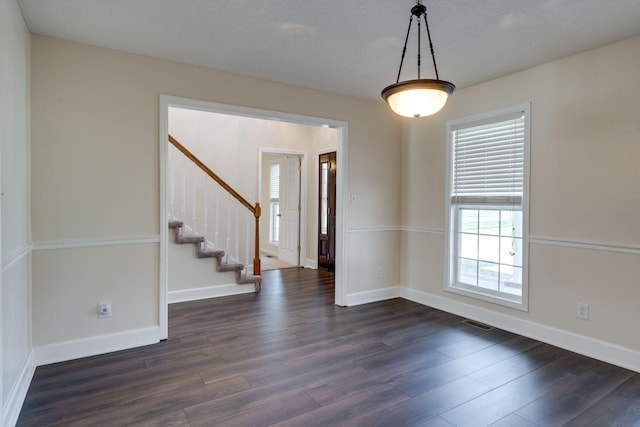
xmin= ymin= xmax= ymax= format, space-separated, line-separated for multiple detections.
xmin=2 ymin=0 xmax=639 ymax=426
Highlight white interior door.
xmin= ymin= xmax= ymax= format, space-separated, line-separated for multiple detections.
xmin=278 ymin=155 xmax=301 ymax=265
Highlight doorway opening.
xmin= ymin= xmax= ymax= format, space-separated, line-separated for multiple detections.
xmin=259 ymin=152 xmax=303 ymax=271
xmin=159 ymin=95 xmax=348 ymax=339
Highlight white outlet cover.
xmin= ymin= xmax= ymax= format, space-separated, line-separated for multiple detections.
xmin=576 ymin=303 xmax=589 ymax=320
xmin=98 ymin=301 xmax=112 ymax=318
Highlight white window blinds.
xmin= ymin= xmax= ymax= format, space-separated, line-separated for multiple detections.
xmin=269 ymin=163 xmax=280 ymax=200
xmin=451 ymin=112 xmax=525 ymax=204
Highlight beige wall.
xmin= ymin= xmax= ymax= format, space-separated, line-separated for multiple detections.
xmin=1 ymin=0 xmax=32 ymax=423
xmin=402 ymin=35 xmax=640 ymax=353
xmin=33 ymin=244 xmax=158 ymax=345
xmin=30 ymin=35 xmax=401 ymax=348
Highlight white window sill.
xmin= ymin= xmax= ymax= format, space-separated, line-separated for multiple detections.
xmin=444 ymin=283 xmax=528 ymax=312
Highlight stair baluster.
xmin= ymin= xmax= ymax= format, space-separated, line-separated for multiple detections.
xmin=214 ymin=186 xmax=220 ymax=249
xmin=168 ymin=144 xmax=175 ymax=218
xmin=203 ymin=177 xmax=209 ymax=249
xmin=245 ymin=209 xmax=250 ymax=273
xmin=190 ymin=162 xmax=197 ymax=232
xmin=234 ymin=204 xmax=240 ymax=266
xmin=226 ymin=194 xmax=231 ymax=262
xmin=180 ymin=152 xmax=186 ymax=227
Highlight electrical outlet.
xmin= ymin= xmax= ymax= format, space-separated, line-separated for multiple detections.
xmin=376 ymin=267 xmax=383 ymax=279
xmin=576 ymin=302 xmax=589 ymax=320
xmin=98 ymin=301 xmax=112 ymax=319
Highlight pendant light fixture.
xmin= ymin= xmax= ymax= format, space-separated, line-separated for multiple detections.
xmin=382 ymin=0 xmax=455 ymax=118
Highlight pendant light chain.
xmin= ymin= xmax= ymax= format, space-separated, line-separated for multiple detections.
xmin=417 ymin=14 xmax=422 ymax=79
xmin=396 ymin=15 xmax=415 ymax=84
xmin=423 ymin=12 xmax=440 ymax=80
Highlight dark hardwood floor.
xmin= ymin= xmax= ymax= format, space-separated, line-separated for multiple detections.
xmin=17 ymin=268 xmax=640 ymax=426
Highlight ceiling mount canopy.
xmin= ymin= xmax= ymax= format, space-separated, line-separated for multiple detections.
xmin=382 ymin=0 xmax=455 ymax=118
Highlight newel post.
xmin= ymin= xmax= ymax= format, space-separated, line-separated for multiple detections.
xmin=253 ymin=202 xmax=261 ymax=276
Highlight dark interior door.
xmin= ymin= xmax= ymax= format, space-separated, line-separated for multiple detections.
xmin=318 ymin=152 xmax=336 ymax=272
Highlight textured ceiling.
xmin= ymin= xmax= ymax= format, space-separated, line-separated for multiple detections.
xmin=17 ymin=0 xmax=640 ymax=101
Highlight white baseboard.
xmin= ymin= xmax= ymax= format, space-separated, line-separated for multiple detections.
xmin=304 ymin=259 xmax=318 ymax=269
xmin=168 ymin=283 xmax=255 ymax=304
xmin=34 ymin=326 xmax=161 ymax=366
xmin=3 ymin=350 xmax=36 ymax=427
xmin=345 ymin=286 xmax=401 ymax=306
xmin=401 ymin=287 xmax=640 ymax=373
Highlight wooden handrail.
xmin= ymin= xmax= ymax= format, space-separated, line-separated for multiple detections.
xmin=169 ymin=135 xmax=255 ymax=213
xmin=169 ymin=134 xmax=261 ymax=276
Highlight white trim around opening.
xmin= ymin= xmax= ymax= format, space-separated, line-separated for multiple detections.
xmin=159 ymin=95 xmax=349 ymax=339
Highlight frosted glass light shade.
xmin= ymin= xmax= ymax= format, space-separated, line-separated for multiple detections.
xmin=382 ymin=79 xmax=456 ymax=118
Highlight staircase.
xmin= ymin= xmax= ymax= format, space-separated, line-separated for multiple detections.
xmin=167 ymin=134 xmax=262 ymax=294
xmin=169 ymin=221 xmax=262 ymax=293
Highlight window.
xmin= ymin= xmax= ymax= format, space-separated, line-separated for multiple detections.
xmin=445 ymin=105 xmax=530 ymax=310
xmin=269 ymin=162 xmax=280 ymax=244
xmin=320 ymin=162 xmax=329 ymax=235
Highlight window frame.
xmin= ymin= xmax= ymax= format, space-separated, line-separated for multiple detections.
xmin=444 ymin=104 xmax=531 ymax=311
xmin=269 ymin=161 xmax=280 ymax=245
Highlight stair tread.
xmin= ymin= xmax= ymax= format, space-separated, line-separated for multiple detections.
xmin=176 ymin=235 xmax=205 ymax=244
xmin=218 ymin=263 xmax=244 ymax=272
xmin=168 ymin=220 xmax=184 ymax=229
xmin=238 ymin=275 xmax=262 ymax=284
xmin=197 ymin=249 xmax=225 ymax=258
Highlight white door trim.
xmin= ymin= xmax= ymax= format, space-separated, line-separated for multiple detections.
xmin=159 ymin=95 xmax=348 ymax=337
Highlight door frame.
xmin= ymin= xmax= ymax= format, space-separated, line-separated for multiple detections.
xmin=159 ymin=95 xmax=349 ymax=339
xmin=258 ymin=149 xmax=306 ymax=267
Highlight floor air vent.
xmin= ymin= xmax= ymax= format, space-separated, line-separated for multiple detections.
xmin=462 ymin=319 xmax=493 ymax=331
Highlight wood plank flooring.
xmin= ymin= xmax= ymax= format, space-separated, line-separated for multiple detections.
xmin=17 ymin=268 xmax=640 ymax=426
